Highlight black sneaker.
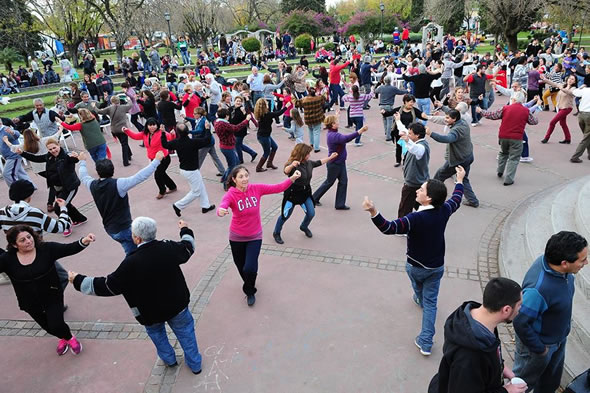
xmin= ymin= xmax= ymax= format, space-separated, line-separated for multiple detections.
xmin=166 ymin=361 xmax=178 ymax=368
xmin=202 ymin=205 xmax=215 ymax=214
xmin=247 ymin=294 xmax=256 ymax=306
xmin=192 ymin=368 xmax=202 ymax=375
xmin=173 ymin=204 xmax=181 ymax=217
xmin=335 ymin=206 xmax=350 ymax=210
xmin=300 ymin=226 xmax=313 ymax=238
xmin=250 ymin=153 xmax=258 ymax=162
xmin=273 ymin=232 xmax=284 ymax=244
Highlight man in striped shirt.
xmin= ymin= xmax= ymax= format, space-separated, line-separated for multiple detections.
xmin=363 ymin=166 xmax=465 ymax=356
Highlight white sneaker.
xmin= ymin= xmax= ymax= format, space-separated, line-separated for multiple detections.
xmin=354 ymin=142 xmax=364 ymax=147
xmin=520 ymin=157 xmax=534 ymax=163
xmin=471 ymin=122 xmax=479 ymax=127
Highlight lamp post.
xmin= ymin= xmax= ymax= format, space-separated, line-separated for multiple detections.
xmin=164 ymin=12 xmax=175 ymax=56
xmin=380 ymin=2 xmax=385 ymax=40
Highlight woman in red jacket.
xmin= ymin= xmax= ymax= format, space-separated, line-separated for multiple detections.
xmin=124 ymin=118 xmax=177 ymax=199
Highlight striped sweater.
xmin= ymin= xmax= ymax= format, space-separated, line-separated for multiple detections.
xmin=343 ymin=92 xmax=373 ymax=118
xmin=0 ymin=201 xmax=71 ymax=234
xmin=370 ymin=183 xmax=463 ymax=269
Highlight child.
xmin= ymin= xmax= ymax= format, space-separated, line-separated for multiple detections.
xmin=288 ymin=108 xmax=305 ymax=143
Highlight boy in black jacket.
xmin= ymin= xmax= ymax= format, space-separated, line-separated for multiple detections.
xmin=428 ymin=277 xmax=526 ymax=393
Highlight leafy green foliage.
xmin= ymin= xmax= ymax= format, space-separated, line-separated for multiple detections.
xmin=295 ymin=34 xmax=313 ymax=53
xmin=281 ymin=0 xmax=326 ymax=13
xmin=280 ymin=10 xmax=320 ymax=38
xmin=0 ymin=0 xmax=42 ymax=64
xmin=0 ymin=48 xmax=24 ymax=71
xmin=242 ymin=37 xmax=261 ymax=52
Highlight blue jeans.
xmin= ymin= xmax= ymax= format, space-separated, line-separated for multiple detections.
xmin=521 ymin=131 xmax=529 ymax=158
xmin=351 ymin=117 xmax=363 ymax=143
xmin=471 ymin=98 xmax=485 ymax=123
xmin=144 ymin=307 xmax=202 ymax=373
xmin=180 ymin=50 xmax=190 ymax=65
xmin=107 ymin=227 xmax=136 ymax=255
xmin=328 ymin=83 xmax=345 ymax=109
xmin=274 ymin=197 xmax=315 ymax=234
xmin=482 ymin=90 xmax=495 ymax=109
xmin=220 ymin=148 xmax=238 ymax=183
xmin=416 ymin=98 xmax=431 ymax=124
xmin=257 ymin=136 xmax=277 ymax=158
xmin=513 ymin=336 xmax=566 ymax=393
xmin=235 ymin=136 xmax=257 ymax=163
xmin=308 ymin=123 xmax=321 ymax=150
xmin=252 ymin=91 xmax=263 ymax=105
xmin=312 ymin=161 xmax=348 ymax=208
xmin=207 ymin=104 xmax=218 ymax=123
xmin=405 ymin=263 xmax=445 ymax=352
xmin=88 ymin=143 xmax=107 ymax=162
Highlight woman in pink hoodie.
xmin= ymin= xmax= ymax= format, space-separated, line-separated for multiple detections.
xmin=218 ymin=165 xmax=300 ymax=306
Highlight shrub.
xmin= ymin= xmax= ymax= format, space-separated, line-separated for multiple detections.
xmin=323 ymin=42 xmax=335 ymax=51
xmin=295 ymin=33 xmax=313 ymax=54
xmin=242 ymin=37 xmax=261 ymax=53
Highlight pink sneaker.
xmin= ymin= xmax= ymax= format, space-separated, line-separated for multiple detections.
xmin=63 ymin=228 xmax=72 ymax=237
xmin=56 ymin=339 xmax=69 ymax=356
xmin=68 ymin=336 xmax=82 ymax=355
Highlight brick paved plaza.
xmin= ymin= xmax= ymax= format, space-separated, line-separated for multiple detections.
xmin=1 ymin=98 xmax=589 ymax=393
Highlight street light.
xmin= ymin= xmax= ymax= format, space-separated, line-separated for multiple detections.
xmin=379 ymin=2 xmax=385 ymax=40
xmin=164 ymin=12 xmax=175 ymax=56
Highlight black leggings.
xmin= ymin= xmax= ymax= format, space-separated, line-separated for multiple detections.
xmin=53 ymin=187 xmax=86 ymax=223
xmin=130 ymin=113 xmax=144 ymax=131
xmin=154 ymin=155 xmax=177 ymax=195
xmin=115 ymin=132 xmax=133 ymax=165
xmin=229 ymin=239 xmax=262 ymax=296
xmin=26 ymin=300 xmax=72 ymax=340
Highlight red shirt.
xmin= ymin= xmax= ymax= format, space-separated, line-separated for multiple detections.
xmin=124 ymin=128 xmax=173 ymax=159
xmin=402 ymin=28 xmax=410 ymax=40
xmin=329 ymin=60 xmax=350 ymax=85
xmin=182 ymin=93 xmax=201 ymax=118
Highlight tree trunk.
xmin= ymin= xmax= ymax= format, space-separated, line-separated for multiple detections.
xmin=116 ymin=43 xmax=124 ymax=63
xmin=68 ymin=43 xmax=80 ymax=68
xmin=506 ymin=32 xmax=518 ymax=53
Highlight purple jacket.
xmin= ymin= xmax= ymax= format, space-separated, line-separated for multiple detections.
xmin=326 ymin=128 xmax=359 ymax=164
xmin=125 ymin=88 xmax=141 ymax=115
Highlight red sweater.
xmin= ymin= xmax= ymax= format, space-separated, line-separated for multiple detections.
xmin=182 ymin=93 xmax=201 ymax=118
xmin=124 ymin=128 xmax=173 ymax=159
xmin=214 ymin=119 xmax=248 ymax=149
xmin=329 ymin=60 xmax=350 ymax=85
xmin=481 ymin=103 xmax=538 ymax=140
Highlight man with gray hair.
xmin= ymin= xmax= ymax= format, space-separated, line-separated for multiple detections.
xmin=375 ymin=76 xmax=408 ymax=141
xmin=203 ymin=73 xmax=222 ymax=123
xmin=477 ymin=91 xmax=539 ymax=186
xmin=68 ymin=218 xmax=203 ymax=374
xmin=246 ymin=66 xmax=264 ymax=104
xmin=12 ymin=98 xmax=64 ymax=137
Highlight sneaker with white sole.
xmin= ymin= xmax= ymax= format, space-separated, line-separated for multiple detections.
xmin=63 ymin=228 xmax=72 ymax=237
xmin=354 ymin=142 xmax=364 ymax=147
xmin=520 ymin=157 xmax=534 ymax=163
xmin=72 ymin=218 xmax=88 ymax=227
xmin=56 ymin=339 xmax=69 ymax=355
xmin=414 ymin=338 xmax=431 ymax=356
xmin=68 ymin=336 xmax=82 ymax=355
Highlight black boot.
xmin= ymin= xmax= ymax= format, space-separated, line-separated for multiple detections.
xmin=273 ymin=232 xmax=284 ymax=244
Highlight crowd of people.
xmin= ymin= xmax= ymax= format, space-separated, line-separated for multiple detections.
xmin=0 ymin=27 xmax=589 ymax=392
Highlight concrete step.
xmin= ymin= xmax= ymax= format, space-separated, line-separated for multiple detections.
xmin=574 ymin=180 xmax=590 ymax=300
xmin=500 ymin=178 xmax=590 ymax=386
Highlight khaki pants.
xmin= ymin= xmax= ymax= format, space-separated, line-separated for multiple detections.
xmin=571 ymin=112 xmax=590 ymax=160
xmin=498 ymin=138 xmax=523 ymax=184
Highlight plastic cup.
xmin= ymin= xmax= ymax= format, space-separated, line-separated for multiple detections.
xmin=511 ymin=377 xmax=526 ymax=385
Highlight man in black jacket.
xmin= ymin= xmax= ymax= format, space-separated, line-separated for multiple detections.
xmin=428 ymin=277 xmax=527 ymax=393
xmin=161 ymin=122 xmax=215 ymax=216
xmin=69 ymin=217 xmax=202 ymax=374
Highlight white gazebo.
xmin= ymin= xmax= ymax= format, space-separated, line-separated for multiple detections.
xmin=421 ymin=23 xmax=443 ymax=48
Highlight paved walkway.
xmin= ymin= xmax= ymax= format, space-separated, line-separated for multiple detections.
xmin=1 ymin=97 xmax=588 ymax=393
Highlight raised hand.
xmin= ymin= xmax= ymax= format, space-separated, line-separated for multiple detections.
xmin=78 ymin=151 xmax=87 ymax=161
xmin=329 ymin=152 xmax=338 ymax=160
xmin=291 ymin=160 xmax=300 ymax=167
xmin=358 ymin=125 xmax=369 ymax=134
xmin=178 ymin=219 xmax=188 ymax=228
xmin=68 ymin=271 xmax=78 ymax=283
xmin=218 ymin=207 xmax=229 ymax=217
xmin=362 ymin=196 xmax=375 ymax=212
xmin=290 ymin=170 xmax=301 ymax=182
xmin=69 ymin=151 xmax=79 ymax=158
xmin=455 ymin=165 xmax=466 ymax=182
xmin=394 ymin=112 xmax=401 ymax=121
xmin=155 ymin=151 xmax=165 ymax=161
xmin=55 ymin=198 xmax=67 ymax=208
xmin=81 ymin=233 xmax=96 ymax=245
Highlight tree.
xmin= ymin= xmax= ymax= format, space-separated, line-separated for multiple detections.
xmin=0 ymin=48 xmax=24 ymax=71
xmin=409 ymin=0 xmax=424 ymax=29
xmin=546 ymin=0 xmax=590 ymax=43
xmin=221 ymin=0 xmax=282 ymax=28
xmin=295 ymin=33 xmax=313 ymax=53
xmin=182 ymin=0 xmax=221 ymax=50
xmin=281 ymin=0 xmax=325 ymax=13
xmin=280 ymin=10 xmax=320 ymax=37
xmin=0 ymin=0 xmax=42 ymax=66
xmin=242 ymin=37 xmax=261 ymax=52
xmin=479 ymin=0 xmax=544 ymax=52
xmin=30 ymin=0 xmax=101 ymax=67
xmin=87 ymin=0 xmax=146 ymax=61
